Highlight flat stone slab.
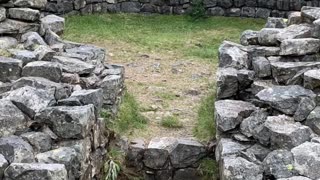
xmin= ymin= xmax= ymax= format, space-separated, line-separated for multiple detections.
xmin=0 ymin=19 xmax=39 ymax=34
xmin=218 ymin=41 xmax=249 ymax=69
xmin=280 ymin=38 xmax=320 ymax=56
xmin=276 ymin=24 xmax=313 ymax=42
xmin=215 ymin=100 xmax=256 ymax=132
xmin=40 ymin=14 xmax=65 ymax=35
xmin=215 ymin=138 xmax=251 ymax=161
xmin=22 ymin=61 xmax=62 ymax=82
xmin=12 ymin=0 xmax=48 ymax=9
xmin=301 ymin=6 xmax=320 ymax=22
xmin=52 ymin=56 xmax=95 ymax=75
xmin=8 ymin=8 xmax=40 ymax=22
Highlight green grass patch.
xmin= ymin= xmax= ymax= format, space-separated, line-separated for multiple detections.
xmin=64 ymin=14 xmax=265 ymax=62
xmin=194 ymin=86 xmax=216 ymax=141
xmin=198 ymin=158 xmax=219 ymax=180
xmin=161 ymin=115 xmax=183 ymax=128
xmin=106 ymin=91 xmax=147 ymax=135
xmin=155 ymin=91 xmax=178 ymax=101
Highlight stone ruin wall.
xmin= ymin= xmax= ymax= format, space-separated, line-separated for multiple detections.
xmin=215 ymin=6 xmax=320 ymax=180
xmin=9 ymin=0 xmax=320 ymax=18
xmin=0 ymin=0 xmax=125 ymax=179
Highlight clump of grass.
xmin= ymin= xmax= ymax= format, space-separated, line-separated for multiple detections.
xmin=193 ymin=86 xmax=216 ymax=141
xmin=106 ymin=91 xmax=147 ymax=134
xmin=198 ymin=158 xmax=219 ymax=180
xmin=161 ymin=116 xmax=183 ymax=128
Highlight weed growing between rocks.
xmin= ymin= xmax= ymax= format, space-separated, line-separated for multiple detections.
xmin=198 ymin=158 xmax=219 ymax=180
xmin=161 ymin=115 xmax=183 ymax=128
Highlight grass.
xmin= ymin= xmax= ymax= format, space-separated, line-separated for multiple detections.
xmin=161 ymin=115 xmax=183 ymax=128
xmin=64 ymin=14 xmax=265 ymax=62
xmin=198 ymin=158 xmax=219 ymax=180
xmin=105 ymin=91 xmax=147 ymax=135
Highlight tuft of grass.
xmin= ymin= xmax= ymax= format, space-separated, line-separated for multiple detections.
xmin=107 ymin=91 xmax=147 ymax=135
xmin=161 ymin=116 xmax=183 ymax=128
xmin=198 ymin=158 xmax=219 ymax=180
xmin=193 ymin=86 xmax=216 ymax=141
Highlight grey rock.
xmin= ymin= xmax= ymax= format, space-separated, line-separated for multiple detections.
xmin=203 ymin=0 xmax=216 ymax=7
xmin=0 ymin=7 xmax=5 ymax=22
xmin=0 ymin=154 xmax=8 ymax=179
xmin=278 ymin=177 xmax=312 ymax=180
xmin=215 ymin=138 xmax=251 ymax=162
xmin=52 ymin=56 xmax=95 ymax=75
xmin=294 ymin=97 xmax=316 ymax=122
xmin=126 ymin=139 xmax=145 ymax=169
xmin=12 ymin=0 xmax=47 ymax=9
xmin=215 ymin=100 xmax=256 ymax=132
xmin=265 ymin=17 xmax=287 ymax=28
xmin=3 ymin=86 xmax=56 ymax=118
xmin=70 ymin=89 xmax=103 ymax=112
xmin=291 ymin=142 xmax=320 ymax=179
xmin=22 ymin=61 xmax=62 ymax=82
xmin=312 ymin=137 xmax=320 ymax=143
xmin=36 ymin=147 xmax=79 ymax=179
xmin=61 ymin=73 xmax=80 ymax=84
xmin=57 ymin=97 xmax=82 ymax=106
xmin=0 ymin=135 xmax=34 ymax=163
xmin=240 ymin=30 xmax=259 ymax=46
xmin=173 ymin=168 xmax=200 ymax=180
xmin=276 ymin=24 xmax=313 ymax=42
xmin=263 ymin=150 xmax=295 ymax=178
xmin=34 ymin=45 xmax=55 ymax=61
xmin=121 ymin=2 xmax=141 ymax=13
xmin=21 ymin=31 xmax=47 ymax=50
xmin=216 ymin=68 xmax=238 ymax=99
xmin=252 ymin=56 xmax=271 ymax=78
xmin=8 ymin=49 xmax=37 ymax=65
xmin=40 ymin=15 xmax=65 ymax=35
xmin=237 ymin=69 xmax=255 ymax=90
xmin=220 ymin=156 xmax=263 ymax=180
xmin=65 ymin=45 xmax=106 ymax=63
xmin=0 ymin=57 xmax=22 ymax=82
xmin=35 ymin=105 xmax=95 ymax=139
xmin=0 ymin=19 xmax=39 ymax=34
xmin=288 ymin=12 xmax=302 ymax=25
xmin=240 ymin=109 xmax=268 ymax=138
xmin=97 ymin=75 xmax=123 ymax=105
xmin=8 ymin=8 xmax=40 ymax=21
xmin=207 ymin=7 xmax=224 ymax=16
xmin=4 ymin=163 xmax=68 ymax=180
xmin=306 ymin=106 xmax=320 ymax=135
xmin=250 ymin=80 xmax=275 ymax=95
xmin=170 ymin=138 xmax=206 ymax=168
xmin=258 ymin=28 xmax=282 ymax=46
xmin=245 ymin=144 xmax=271 ymax=161
xmin=256 ymin=85 xmax=316 ymax=115
xmin=241 ymin=7 xmax=255 ymax=17
xmin=301 ymin=6 xmax=320 ymax=22
xmin=218 ymin=41 xmax=249 ymax=69
xmin=0 ymin=99 xmax=27 ymax=137
xmin=226 ymin=8 xmax=241 ymax=17
xmin=255 ymin=8 xmax=271 ymax=19
xmin=280 ymin=38 xmax=320 ymax=56
xmin=0 ymin=37 xmax=17 ymax=49
xmin=312 ymin=19 xmax=320 ymax=38
xmin=20 ymin=132 xmax=52 ymax=153
xmin=244 ymin=45 xmax=280 ymax=57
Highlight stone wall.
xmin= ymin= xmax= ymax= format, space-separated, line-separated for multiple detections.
xmin=215 ymin=6 xmax=320 ymax=180
xmin=0 ymin=0 xmax=124 ymax=179
xmin=2 ymin=0 xmax=318 ymax=18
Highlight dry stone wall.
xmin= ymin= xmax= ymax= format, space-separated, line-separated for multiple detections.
xmin=215 ymin=6 xmax=320 ymax=180
xmin=0 ymin=0 xmax=124 ymax=179
xmin=4 ymin=0 xmax=318 ymax=18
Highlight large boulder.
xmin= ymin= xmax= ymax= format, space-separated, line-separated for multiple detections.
xmin=276 ymin=24 xmax=313 ymax=42
xmin=4 ymin=163 xmax=68 ymax=180
xmin=301 ymin=6 xmax=320 ymax=22
xmin=291 ymin=142 xmax=320 ymax=179
xmin=0 ymin=99 xmax=27 ymax=137
xmin=256 ymin=85 xmax=316 ymax=115
xmin=35 ymin=105 xmax=95 ymax=139
xmin=12 ymin=0 xmax=47 ymax=9
xmin=263 ymin=150 xmax=295 ymax=178
xmin=0 ymin=136 xmax=35 ymax=163
xmin=280 ymin=38 xmax=320 ymax=56
xmin=3 ymin=86 xmax=56 ymax=118
xmin=215 ymin=100 xmax=256 ymax=132
xmin=258 ymin=28 xmax=282 ymax=46
xmin=0 ymin=57 xmax=22 ymax=82
xmin=216 ymin=68 xmax=238 ymax=99
xmin=218 ymin=41 xmax=249 ymax=69
xmin=40 ymin=15 xmax=65 ymax=35
xmin=22 ymin=61 xmax=62 ymax=82
xmin=240 ymin=30 xmax=259 ymax=46
xmin=265 ymin=17 xmax=287 ymax=28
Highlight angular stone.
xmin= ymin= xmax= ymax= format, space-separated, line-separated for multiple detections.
xmin=241 ymin=7 xmax=255 ymax=17
xmin=52 ymin=56 xmax=95 ymax=75
xmin=258 ymin=28 xmax=283 ymax=46
xmin=255 ymin=8 xmax=271 ymax=19
xmin=263 ymin=150 xmax=295 ymax=178
xmin=215 ymin=100 xmax=256 ymax=132
xmin=250 ymin=80 xmax=275 ymax=95
xmin=170 ymin=138 xmax=206 ymax=168
xmin=265 ymin=17 xmax=287 ymax=28
xmin=280 ymin=38 xmax=320 ymax=56
xmin=252 ymin=56 xmax=271 ymax=78
xmin=216 ymin=68 xmax=238 ymax=99
xmin=215 ymin=138 xmax=251 ymax=162
xmin=12 ymin=0 xmax=47 ymax=9
xmin=3 ymin=86 xmax=55 ymax=118
xmin=237 ymin=69 xmax=255 ymax=90
xmin=97 ymin=75 xmax=123 ymax=105
xmin=8 ymin=8 xmax=40 ymax=21
xmin=34 ymin=45 xmax=55 ymax=61
xmin=70 ymin=89 xmax=103 ymax=112
xmin=278 ymin=177 xmax=312 ymax=180
xmin=306 ymin=106 xmax=320 ymax=135
xmin=0 ymin=136 xmax=34 ymax=163
xmin=256 ymin=85 xmax=316 ymax=115
xmin=0 ymin=57 xmax=22 ymax=82
xmin=301 ymin=6 xmax=320 ymax=22
xmin=0 ymin=36 xmax=17 ymax=49
xmin=35 ymin=105 xmax=95 ymax=139
xmin=276 ymin=24 xmax=313 ymax=42
xmin=22 ymin=61 xmax=62 ymax=82
xmin=40 ymin=15 xmax=65 ymax=35
xmin=173 ymin=168 xmax=200 ymax=180
xmin=244 ymin=45 xmax=280 ymax=57
xmin=0 ymin=7 xmax=5 ymax=22
xmin=291 ymin=142 xmax=320 ymax=179
xmin=271 ymin=61 xmax=320 ymax=85
xmin=121 ymin=2 xmax=140 ymax=13
xmin=240 ymin=30 xmax=259 ymax=46
xmin=0 ymin=19 xmax=39 ymax=34
xmin=21 ymin=31 xmax=47 ymax=50
xmin=20 ymin=132 xmax=52 ymax=153
xmin=61 ymin=73 xmax=80 ymax=84
xmin=264 ymin=115 xmax=312 ymax=149
xmin=220 ymin=156 xmax=263 ymax=180
xmin=294 ymin=97 xmax=316 ymax=122
xmin=288 ymin=12 xmax=302 ymax=25
xmin=65 ymin=45 xmax=105 ymax=62
xmin=207 ymin=7 xmax=224 ymax=16
xmin=218 ymin=41 xmax=249 ymax=69
xmin=8 ymin=49 xmax=37 ymax=65
xmin=240 ymin=109 xmax=268 ymax=138
xmin=126 ymin=139 xmax=145 ymax=169
xmin=0 ymin=154 xmax=8 ymax=178
xmin=245 ymin=144 xmax=271 ymax=161
xmin=36 ymin=147 xmax=79 ymax=179
xmin=0 ymin=99 xmax=27 ymax=137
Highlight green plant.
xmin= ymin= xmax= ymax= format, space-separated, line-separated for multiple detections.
xmin=105 ymin=159 xmax=121 ymax=180
xmin=198 ymin=158 xmax=219 ymax=180
xmin=189 ymin=0 xmax=207 ymax=21
xmin=161 ymin=116 xmax=183 ymax=128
